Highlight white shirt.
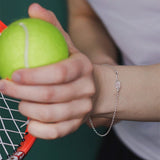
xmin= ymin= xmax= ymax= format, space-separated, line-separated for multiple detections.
xmin=87 ymin=0 xmax=160 ymax=159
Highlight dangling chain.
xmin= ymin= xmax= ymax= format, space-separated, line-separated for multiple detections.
xmin=89 ymin=65 xmax=121 ymax=137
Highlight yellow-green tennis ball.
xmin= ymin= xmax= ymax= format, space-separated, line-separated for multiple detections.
xmin=0 ymin=18 xmax=68 ymax=79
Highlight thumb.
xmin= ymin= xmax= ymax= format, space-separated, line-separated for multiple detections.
xmin=28 ymin=3 xmax=77 ymax=53
xmin=28 ymin=3 xmax=62 ymax=32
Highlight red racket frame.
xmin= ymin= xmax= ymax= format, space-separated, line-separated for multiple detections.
xmin=0 ymin=21 xmax=36 ymax=160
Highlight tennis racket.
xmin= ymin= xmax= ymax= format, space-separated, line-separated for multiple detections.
xmin=0 ymin=21 xmax=36 ymax=160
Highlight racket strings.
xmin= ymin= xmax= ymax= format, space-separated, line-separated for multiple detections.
xmin=0 ymin=136 xmax=9 ymax=157
xmin=0 ymin=106 xmax=19 ymax=112
xmin=0 ymin=93 xmax=27 ymax=159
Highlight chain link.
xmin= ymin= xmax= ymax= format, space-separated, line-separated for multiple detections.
xmin=89 ymin=65 xmax=121 ymax=137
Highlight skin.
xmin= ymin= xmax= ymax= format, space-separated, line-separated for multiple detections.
xmin=0 ymin=3 xmax=95 ymax=139
xmin=0 ymin=1 xmax=160 ymax=140
xmin=67 ymin=0 xmax=118 ymax=126
xmin=68 ymin=0 xmax=160 ymax=125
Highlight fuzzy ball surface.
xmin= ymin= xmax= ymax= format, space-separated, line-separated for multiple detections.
xmin=0 ymin=18 xmax=68 ymax=79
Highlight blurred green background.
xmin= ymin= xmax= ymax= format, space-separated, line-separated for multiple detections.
xmin=0 ymin=0 xmax=103 ymax=160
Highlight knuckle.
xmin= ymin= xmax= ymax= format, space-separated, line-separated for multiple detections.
xmin=57 ymin=65 xmax=67 ymax=83
xmin=42 ymin=89 xmax=54 ymax=102
xmin=19 ymin=70 xmax=34 ymax=84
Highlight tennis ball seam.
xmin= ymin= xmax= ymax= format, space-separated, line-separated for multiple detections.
xmin=0 ymin=18 xmax=69 ymax=79
xmin=19 ymin=22 xmax=29 ymax=68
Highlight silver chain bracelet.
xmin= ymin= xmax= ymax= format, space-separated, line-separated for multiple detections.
xmin=89 ymin=65 xmax=121 ymax=137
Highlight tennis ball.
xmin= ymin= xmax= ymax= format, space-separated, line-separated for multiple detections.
xmin=0 ymin=18 xmax=68 ymax=79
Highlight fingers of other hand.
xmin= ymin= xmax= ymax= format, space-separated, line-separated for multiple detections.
xmin=28 ymin=119 xmax=82 ymax=139
xmin=19 ymin=98 xmax=92 ymax=123
xmin=0 ymin=75 xmax=95 ymax=103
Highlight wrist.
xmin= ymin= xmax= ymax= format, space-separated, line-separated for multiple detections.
xmin=92 ymin=64 xmax=118 ymax=118
xmin=89 ymin=64 xmax=121 ymax=136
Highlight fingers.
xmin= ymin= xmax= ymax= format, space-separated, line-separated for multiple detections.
xmin=28 ymin=3 xmax=64 ymax=35
xmin=0 ymin=76 xmax=95 ymax=103
xmin=28 ymin=3 xmax=64 ymax=34
xmin=12 ymin=54 xmax=92 ymax=85
xmin=28 ymin=3 xmax=77 ymax=52
xmin=11 ymin=3 xmax=93 ymax=86
xmin=19 ymin=98 xmax=92 ymax=123
xmin=28 ymin=119 xmax=82 ymax=139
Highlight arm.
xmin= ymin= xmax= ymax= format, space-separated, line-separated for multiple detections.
xmin=67 ymin=0 xmax=119 ymax=126
xmin=68 ymin=0 xmax=160 ymax=124
xmin=67 ymin=0 xmax=118 ymax=65
xmin=93 ymin=64 xmax=160 ymax=122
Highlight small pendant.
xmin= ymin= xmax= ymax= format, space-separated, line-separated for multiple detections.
xmin=115 ymin=80 xmax=121 ymax=92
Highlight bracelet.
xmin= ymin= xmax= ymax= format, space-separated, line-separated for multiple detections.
xmin=89 ymin=65 xmax=121 ymax=137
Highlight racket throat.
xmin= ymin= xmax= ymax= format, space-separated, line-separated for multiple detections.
xmin=6 ymin=151 xmax=25 ymax=160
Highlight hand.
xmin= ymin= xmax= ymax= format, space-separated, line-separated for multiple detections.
xmin=0 ymin=3 xmax=95 ymax=139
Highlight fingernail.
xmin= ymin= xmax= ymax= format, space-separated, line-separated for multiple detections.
xmin=0 ymin=81 xmax=5 ymax=91
xmin=12 ymin=73 xmax=21 ymax=82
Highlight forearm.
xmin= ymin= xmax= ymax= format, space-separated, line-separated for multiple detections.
xmin=67 ymin=0 xmax=160 ymax=122
xmin=93 ymin=64 xmax=160 ymax=121
xmin=68 ymin=1 xmax=118 ymax=65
